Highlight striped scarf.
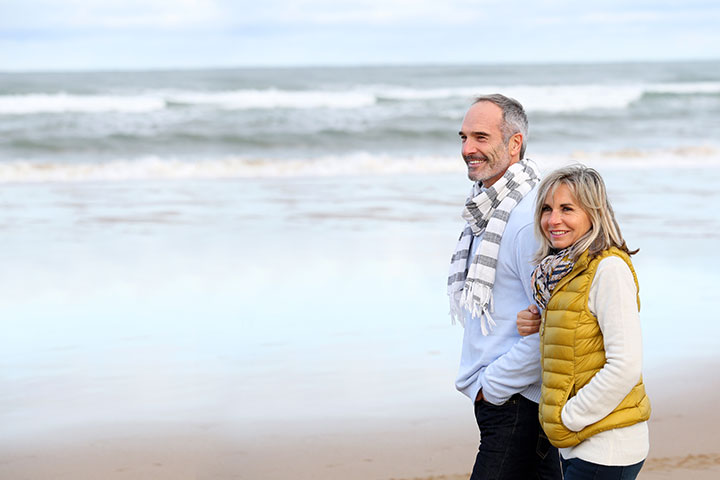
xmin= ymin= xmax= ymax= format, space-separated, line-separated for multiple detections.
xmin=531 ymin=248 xmax=576 ymax=310
xmin=448 ymin=158 xmax=541 ymax=333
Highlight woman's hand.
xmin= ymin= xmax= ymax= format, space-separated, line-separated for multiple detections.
xmin=517 ymin=305 xmax=541 ymax=336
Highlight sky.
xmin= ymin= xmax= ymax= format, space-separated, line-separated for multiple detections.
xmin=1 ymin=0 xmax=720 ymax=71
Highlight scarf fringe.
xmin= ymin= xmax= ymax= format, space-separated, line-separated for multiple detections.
xmin=453 ymin=282 xmax=497 ymax=334
xmin=449 ymin=291 xmax=465 ymax=326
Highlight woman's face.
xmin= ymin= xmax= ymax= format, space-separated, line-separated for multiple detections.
xmin=541 ymin=183 xmax=592 ymax=250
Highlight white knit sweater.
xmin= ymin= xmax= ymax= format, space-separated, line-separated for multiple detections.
xmin=559 ymin=256 xmax=649 ymax=465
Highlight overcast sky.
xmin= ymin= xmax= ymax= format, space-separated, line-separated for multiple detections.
xmin=2 ymin=0 xmax=719 ymax=71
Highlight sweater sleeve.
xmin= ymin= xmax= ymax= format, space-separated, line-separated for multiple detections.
xmin=560 ymin=256 xmax=643 ymax=432
xmin=480 ymin=224 xmax=541 ymax=405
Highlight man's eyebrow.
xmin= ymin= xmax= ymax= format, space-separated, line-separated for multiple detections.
xmin=458 ymin=130 xmax=489 ymax=137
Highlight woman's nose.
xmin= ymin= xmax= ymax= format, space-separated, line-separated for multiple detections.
xmin=548 ymin=210 xmax=561 ymax=225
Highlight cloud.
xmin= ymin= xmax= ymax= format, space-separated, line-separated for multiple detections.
xmin=1 ymin=0 xmax=719 ymax=70
xmin=0 ymin=0 xmax=224 ymax=30
xmin=4 ymin=0 xmax=720 ymax=31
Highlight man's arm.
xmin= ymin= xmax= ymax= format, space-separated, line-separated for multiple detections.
xmin=480 ymin=335 xmax=541 ymax=404
xmin=479 ymin=223 xmax=542 ymax=405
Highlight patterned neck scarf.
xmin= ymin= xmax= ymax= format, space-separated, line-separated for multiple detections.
xmin=448 ymin=158 xmax=541 ymax=334
xmin=531 ymin=248 xmax=576 ymax=310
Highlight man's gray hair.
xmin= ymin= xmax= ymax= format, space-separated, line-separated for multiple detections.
xmin=474 ymin=94 xmax=528 ymax=159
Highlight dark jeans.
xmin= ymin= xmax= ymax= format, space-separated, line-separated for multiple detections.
xmin=562 ymin=458 xmax=644 ymax=480
xmin=470 ymin=394 xmax=562 ymax=480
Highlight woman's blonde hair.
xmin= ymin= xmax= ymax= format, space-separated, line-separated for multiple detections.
xmin=533 ymin=164 xmax=637 ymax=263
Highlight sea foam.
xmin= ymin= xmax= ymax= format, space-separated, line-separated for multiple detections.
xmin=0 ymin=93 xmax=166 ymax=114
xmin=1 ymin=147 xmax=718 ymax=183
xmin=1 ymin=82 xmax=718 ymax=115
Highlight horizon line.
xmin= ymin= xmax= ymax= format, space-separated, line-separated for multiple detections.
xmin=2 ymin=57 xmax=720 ymax=75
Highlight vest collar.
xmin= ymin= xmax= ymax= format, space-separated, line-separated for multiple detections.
xmin=550 ymin=248 xmax=591 ymax=297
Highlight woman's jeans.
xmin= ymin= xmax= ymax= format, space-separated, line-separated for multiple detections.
xmin=470 ymin=394 xmax=562 ymax=480
xmin=562 ymin=457 xmax=645 ymax=480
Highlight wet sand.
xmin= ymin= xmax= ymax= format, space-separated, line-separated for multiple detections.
xmin=0 ymin=363 xmax=717 ymax=480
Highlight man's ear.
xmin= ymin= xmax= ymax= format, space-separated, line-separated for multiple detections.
xmin=508 ymin=133 xmax=523 ymax=157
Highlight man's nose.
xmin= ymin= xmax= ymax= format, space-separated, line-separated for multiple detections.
xmin=462 ymin=139 xmax=476 ymax=156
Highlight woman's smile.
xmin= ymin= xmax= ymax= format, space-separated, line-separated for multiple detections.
xmin=540 ymin=184 xmax=592 ymax=250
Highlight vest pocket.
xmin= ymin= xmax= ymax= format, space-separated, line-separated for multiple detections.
xmin=559 ymin=381 xmax=575 ymax=428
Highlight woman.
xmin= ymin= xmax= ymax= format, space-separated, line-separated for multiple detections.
xmin=517 ymin=165 xmax=650 ymax=480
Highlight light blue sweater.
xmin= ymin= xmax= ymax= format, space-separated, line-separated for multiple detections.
xmin=455 ymin=186 xmax=542 ymax=405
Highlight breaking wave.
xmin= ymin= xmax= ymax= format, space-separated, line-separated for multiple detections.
xmin=2 ymin=82 xmax=719 ymax=114
xmin=1 ymin=147 xmax=719 ymax=183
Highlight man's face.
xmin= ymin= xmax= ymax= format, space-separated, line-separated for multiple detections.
xmin=458 ymin=101 xmax=515 ymax=187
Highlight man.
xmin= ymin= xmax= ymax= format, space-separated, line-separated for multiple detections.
xmin=448 ymin=94 xmax=561 ymax=480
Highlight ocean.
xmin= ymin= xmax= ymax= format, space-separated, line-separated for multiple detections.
xmin=1 ymin=61 xmax=719 ymax=453
xmin=2 ymin=61 xmax=720 ymax=181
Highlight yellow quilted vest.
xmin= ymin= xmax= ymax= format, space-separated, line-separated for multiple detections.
xmin=538 ymin=247 xmax=651 ymax=448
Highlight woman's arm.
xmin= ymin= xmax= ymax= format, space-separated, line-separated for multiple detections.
xmin=561 ymin=256 xmax=643 ymax=432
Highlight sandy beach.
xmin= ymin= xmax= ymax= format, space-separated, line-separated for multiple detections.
xmin=1 ymin=362 xmax=717 ymax=480
xmin=1 ymin=167 xmax=718 ymax=480
xmin=1 ymin=167 xmax=717 ymax=480
xmin=2 ymin=64 xmax=719 ymax=480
